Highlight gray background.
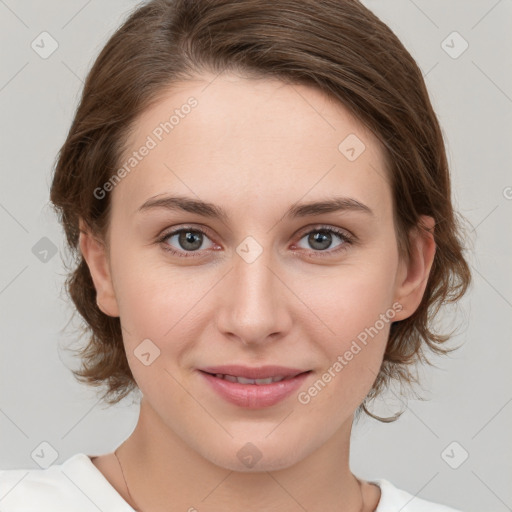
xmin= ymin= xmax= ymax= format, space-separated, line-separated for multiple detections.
xmin=0 ymin=1 xmax=511 ymax=511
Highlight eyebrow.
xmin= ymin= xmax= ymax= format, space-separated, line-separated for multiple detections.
xmin=136 ymin=194 xmax=374 ymax=221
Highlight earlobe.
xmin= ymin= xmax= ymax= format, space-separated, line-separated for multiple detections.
xmin=393 ymin=215 xmax=436 ymax=322
xmin=78 ymin=218 xmax=120 ymax=318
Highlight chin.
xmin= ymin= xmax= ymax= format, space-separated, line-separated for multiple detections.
xmin=200 ymin=437 xmax=307 ymax=473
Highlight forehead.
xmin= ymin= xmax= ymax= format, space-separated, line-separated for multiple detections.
xmin=112 ymin=72 xmax=391 ymax=219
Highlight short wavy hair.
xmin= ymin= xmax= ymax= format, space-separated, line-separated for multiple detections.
xmin=49 ymin=0 xmax=472 ymax=421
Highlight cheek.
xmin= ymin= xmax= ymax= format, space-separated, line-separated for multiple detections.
xmin=297 ymin=252 xmax=398 ymax=399
xmin=299 ymin=279 xmax=393 ymax=412
xmin=110 ymin=247 xmax=184 ymax=329
xmin=306 ymin=258 xmax=398 ymax=342
xmin=110 ymin=252 xmax=209 ymax=371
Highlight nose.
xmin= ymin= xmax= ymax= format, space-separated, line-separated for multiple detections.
xmin=215 ymin=243 xmax=293 ymax=346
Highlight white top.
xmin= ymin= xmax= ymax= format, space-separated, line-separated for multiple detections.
xmin=0 ymin=453 xmax=462 ymax=511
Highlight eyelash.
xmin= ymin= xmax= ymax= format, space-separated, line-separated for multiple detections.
xmin=156 ymin=225 xmax=355 ymax=259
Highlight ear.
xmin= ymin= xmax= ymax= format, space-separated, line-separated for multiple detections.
xmin=78 ymin=218 xmax=120 ymax=317
xmin=392 ymin=215 xmax=436 ymax=321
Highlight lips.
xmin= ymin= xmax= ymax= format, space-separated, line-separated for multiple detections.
xmin=207 ymin=374 xmax=292 ymax=385
xmin=198 ymin=368 xmax=312 ymax=408
xmin=199 ymin=365 xmax=309 ymax=380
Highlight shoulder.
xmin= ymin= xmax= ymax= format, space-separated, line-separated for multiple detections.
xmin=0 ymin=453 xmax=133 ymax=512
xmin=0 ymin=453 xmax=85 ymax=508
xmin=372 ymin=478 xmax=463 ymax=512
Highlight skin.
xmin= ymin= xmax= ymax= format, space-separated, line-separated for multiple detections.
xmin=80 ymin=71 xmax=436 ymax=512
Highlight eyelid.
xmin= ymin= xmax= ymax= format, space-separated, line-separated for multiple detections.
xmin=157 ymin=223 xmax=216 ymax=242
xmin=294 ymin=223 xmax=354 ymax=240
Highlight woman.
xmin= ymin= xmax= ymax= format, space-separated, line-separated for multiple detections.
xmin=0 ymin=0 xmax=471 ymax=510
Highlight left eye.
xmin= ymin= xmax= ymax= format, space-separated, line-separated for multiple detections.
xmin=295 ymin=228 xmax=352 ymax=253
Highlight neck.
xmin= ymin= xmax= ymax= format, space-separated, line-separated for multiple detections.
xmin=115 ymin=398 xmax=371 ymax=512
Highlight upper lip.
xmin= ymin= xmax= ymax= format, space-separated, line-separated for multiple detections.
xmin=199 ymin=365 xmax=310 ymax=379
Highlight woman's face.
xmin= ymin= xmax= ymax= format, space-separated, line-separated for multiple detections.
xmin=83 ymin=72 xmax=433 ymax=471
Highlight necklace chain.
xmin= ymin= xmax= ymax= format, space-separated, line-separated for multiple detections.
xmin=115 ymin=446 xmax=142 ymax=512
xmin=114 ymin=445 xmax=366 ymax=512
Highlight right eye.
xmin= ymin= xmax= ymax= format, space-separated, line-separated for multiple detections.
xmin=157 ymin=227 xmax=216 ymax=258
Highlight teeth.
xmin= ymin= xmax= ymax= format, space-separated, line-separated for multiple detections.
xmin=214 ymin=373 xmax=288 ymax=384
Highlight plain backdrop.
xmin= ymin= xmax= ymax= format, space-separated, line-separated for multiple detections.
xmin=0 ymin=1 xmax=511 ymax=511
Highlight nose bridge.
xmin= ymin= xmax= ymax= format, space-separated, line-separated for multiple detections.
xmin=216 ymin=237 xmax=291 ymax=344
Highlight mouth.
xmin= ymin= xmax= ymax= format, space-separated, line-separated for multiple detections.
xmin=198 ymin=364 xmax=312 ymax=382
xmin=198 ymin=370 xmax=311 ymax=385
xmin=197 ymin=366 xmax=313 ymax=408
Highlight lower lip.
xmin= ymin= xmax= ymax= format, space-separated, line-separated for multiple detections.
xmin=198 ymin=371 xmax=311 ymax=409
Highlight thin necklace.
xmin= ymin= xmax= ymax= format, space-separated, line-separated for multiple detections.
xmin=115 ymin=446 xmax=142 ymax=512
xmin=114 ymin=446 xmax=366 ymax=512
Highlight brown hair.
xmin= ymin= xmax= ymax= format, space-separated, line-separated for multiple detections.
xmin=50 ymin=0 xmax=471 ymax=421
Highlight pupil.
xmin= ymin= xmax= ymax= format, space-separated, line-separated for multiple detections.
xmin=180 ymin=231 xmax=202 ymax=250
xmin=310 ymin=231 xmax=331 ymax=250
